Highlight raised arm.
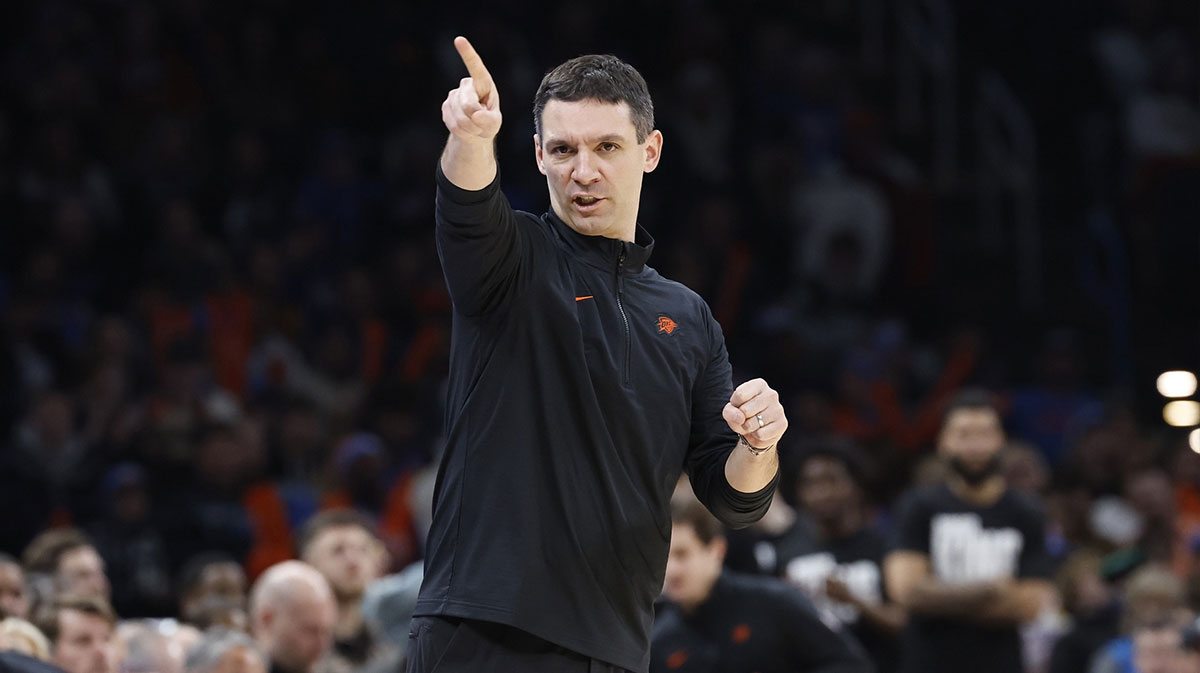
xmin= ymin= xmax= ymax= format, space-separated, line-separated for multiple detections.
xmin=440 ymin=36 xmax=502 ymax=190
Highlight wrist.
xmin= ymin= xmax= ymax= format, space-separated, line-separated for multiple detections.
xmin=739 ymin=435 xmax=775 ymax=456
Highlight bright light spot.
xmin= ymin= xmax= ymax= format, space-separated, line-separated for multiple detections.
xmin=1164 ymin=401 xmax=1200 ymax=427
xmin=1191 ymin=429 xmax=1200 ymax=454
xmin=1158 ymin=371 xmax=1198 ymax=398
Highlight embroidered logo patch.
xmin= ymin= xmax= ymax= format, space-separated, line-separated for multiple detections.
xmin=656 ymin=315 xmax=678 ymax=335
xmin=666 ymin=649 xmax=689 ymax=669
xmin=731 ymin=623 xmax=752 ymax=643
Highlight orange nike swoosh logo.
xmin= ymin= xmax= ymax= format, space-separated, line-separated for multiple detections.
xmin=575 ymin=295 xmax=594 ymax=301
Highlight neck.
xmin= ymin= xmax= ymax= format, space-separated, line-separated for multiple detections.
xmin=947 ymin=475 xmax=1006 ymax=506
xmin=678 ymin=574 xmax=720 ymax=616
xmin=335 ymin=596 xmax=363 ymax=639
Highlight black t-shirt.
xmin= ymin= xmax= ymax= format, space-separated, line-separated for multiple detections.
xmin=890 ymin=483 xmax=1053 ymax=673
xmin=723 ymin=515 xmax=816 ymax=577
xmin=417 ymin=169 xmax=777 ymax=673
xmin=650 ymin=572 xmax=873 ymax=673
xmin=785 ymin=528 xmax=900 ymax=673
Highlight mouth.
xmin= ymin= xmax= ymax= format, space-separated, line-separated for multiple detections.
xmin=571 ymin=194 xmax=604 ymax=214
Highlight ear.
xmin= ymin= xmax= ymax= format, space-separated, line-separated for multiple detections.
xmin=642 ymin=130 xmax=663 ymax=174
xmin=712 ymin=535 xmax=728 ymax=566
xmin=534 ymin=134 xmax=547 ymax=176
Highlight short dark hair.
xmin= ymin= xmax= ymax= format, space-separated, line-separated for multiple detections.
xmin=22 ymin=529 xmax=93 ymax=575
xmin=0 ymin=553 xmax=19 ymax=568
xmin=796 ymin=438 xmax=869 ymax=490
xmin=177 ymin=552 xmax=241 ymax=598
xmin=297 ymin=509 xmax=378 ymax=557
xmin=941 ymin=388 xmax=1002 ymax=429
xmin=32 ymin=594 xmax=116 ymax=645
xmin=670 ymin=499 xmax=723 ymax=546
xmin=533 ymin=54 xmax=655 ymax=144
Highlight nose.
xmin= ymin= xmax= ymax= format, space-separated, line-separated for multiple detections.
xmin=572 ymin=149 xmax=600 ymax=184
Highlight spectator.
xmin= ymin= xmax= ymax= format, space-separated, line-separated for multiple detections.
xmin=884 ymin=390 xmax=1056 ymax=673
xmin=116 ymin=620 xmax=179 ymax=673
xmin=786 ymin=442 xmax=905 ymax=673
xmin=184 ymin=629 xmax=266 ymax=673
xmin=21 ymin=531 xmax=110 ymax=604
xmin=651 ymin=497 xmax=872 ymax=673
xmin=1048 ymin=550 xmax=1120 ymax=673
xmin=31 ymin=595 xmax=119 ymax=673
xmin=177 ymin=554 xmax=248 ymax=632
xmin=296 ymin=510 xmax=385 ymax=673
xmin=0 ymin=556 xmax=30 ymax=620
xmin=248 ymin=562 xmax=335 ymax=673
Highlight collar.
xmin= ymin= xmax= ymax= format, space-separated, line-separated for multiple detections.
xmin=544 ymin=208 xmax=655 ymax=274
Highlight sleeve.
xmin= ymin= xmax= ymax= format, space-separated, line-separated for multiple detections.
xmin=778 ymin=587 xmax=876 ymax=673
xmin=434 ymin=165 xmax=534 ymax=317
xmin=889 ymin=489 xmax=932 ymax=554
xmin=1017 ymin=496 xmax=1055 ymax=579
xmin=684 ymin=307 xmax=777 ymax=529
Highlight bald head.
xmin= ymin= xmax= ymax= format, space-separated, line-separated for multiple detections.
xmin=248 ymin=562 xmax=335 ymax=673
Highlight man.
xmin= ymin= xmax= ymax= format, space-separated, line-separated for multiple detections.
xmin=884 ymin=389 xmax=1056 ymax=673
xmin=297 ymin=510 xmax=386 ymax=673
xmin=21 ymin=530 xmax=110 ymax=603
xmin=651 ymin=498 xmax=871 ymax=673
xmin=248 ymin=561 xmax=336 ymax=673
xmin=786 ymin=443 xmax=904 ymax=673
xmin=31 ymin=595 xmax=119 ymax=673
xmin=185 ymin=629 xmax=267 ymax=673
xmin=411 ymin=37 xmax=787 ymax=673
xmin=177 ymin=553 xmax=248 ymax=631
xmin=0 ymin=556 xmax=30 ymax=620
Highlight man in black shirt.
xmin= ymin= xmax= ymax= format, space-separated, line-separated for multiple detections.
xmin=409 ymin=38 xmax=786 ymax=673
xmin=884 ymin=390 xmax=1056 ymax=673
xmin=651 ymin=498 xmax=872 ymax=673
xmin=785 ymin=443 xmax=904 ymax=673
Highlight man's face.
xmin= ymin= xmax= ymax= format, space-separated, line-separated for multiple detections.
xmin=260 ymin=592 xmax=335 ymax=673
xmin=303 ymin=526 xmax=381 ymax=600
xmin=535 ymin=99 xmax=662 ymax=242
xmin=0 ymin=563 xmax=30 ymax=619
xmin=58 ymin=546 xmax=110 ymax=601
xmin=53 ymin=609 xmax=117 ymax=673
xmin=939 ymin=408 xmax=1005 ymax=483
xmin=662 ymin=524 xmax=723 ymax=612
xmin=798 ymin=456 xmax=857 ymax=525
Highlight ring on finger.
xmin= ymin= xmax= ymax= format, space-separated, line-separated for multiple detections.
xmin=756 ymin=413 xmax=765 ymax=429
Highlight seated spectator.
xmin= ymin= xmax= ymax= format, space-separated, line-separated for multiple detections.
xmin=0 ymin=557 xmax=30 ymax=620
xmin=31 ymin=595 xmax=119 ymax=673
xmin=177 ymin=554 xmax=248 ymax=632
xmin=21 ymin=531 xmax=110 ymax=605
xmin=297 ymin=511 xmax=385 ymax=673
xmin=249 ymin=562 xmax=336 ymax=673
xmin=651 ymin=498 xmax=872 ymax=673
xmin=786 ymin=443 xmax=904 ymax=673
xmin=185 ymin=629 xmax=266 ymax=673
xmin=359 ymin=562 xmax=423 ymax=673
xmin=0 ymin=619 xmax=50 ymax=661
xmin=1089 ymin=563 xmax=1192 ymax=673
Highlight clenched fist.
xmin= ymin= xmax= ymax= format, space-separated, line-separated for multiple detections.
xmin=722 ymin=378 xmax=788 ymax=451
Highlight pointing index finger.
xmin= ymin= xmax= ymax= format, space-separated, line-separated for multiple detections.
xmin=454 ymin=36 xmax=494 ymax=101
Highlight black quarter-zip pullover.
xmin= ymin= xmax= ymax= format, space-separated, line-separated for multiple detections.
xmin=415 ymin=168 xmax=777 ymax=672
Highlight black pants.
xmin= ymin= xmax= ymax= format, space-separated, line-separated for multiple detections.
xmin=406 ymin=616 xmax=630 ymax=673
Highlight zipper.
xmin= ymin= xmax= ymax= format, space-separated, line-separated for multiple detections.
xmin=616 ymin=246 xmax=630 ymax=385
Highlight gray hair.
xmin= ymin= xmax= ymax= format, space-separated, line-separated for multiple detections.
xmin=184 ymin=629 xmax=261 ymax=673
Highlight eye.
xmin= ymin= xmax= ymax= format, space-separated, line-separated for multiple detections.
xmin=599 ymin=142 xmax=619 ymax=152
xmin=550 ymin=145 xmax=573 ymax=155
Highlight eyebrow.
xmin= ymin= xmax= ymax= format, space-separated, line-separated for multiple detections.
xmin=544 ymin=134 xmax=629 ymax=146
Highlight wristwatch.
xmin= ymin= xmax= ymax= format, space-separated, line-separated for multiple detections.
xmin=739 ymin=434 xmax=775 ymax=456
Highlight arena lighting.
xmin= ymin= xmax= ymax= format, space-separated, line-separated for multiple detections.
xmin=1164 ymin=401 xmax=1200 ymax=427
xmin=1157 ymin=370 xmax=1199 ymax=398
xmin=1192 ymin=429 xmax=1200 ymax=454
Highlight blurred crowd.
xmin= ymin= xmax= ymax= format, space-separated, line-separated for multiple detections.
xmin=0 ymin=0 xmax=1198 ymax=672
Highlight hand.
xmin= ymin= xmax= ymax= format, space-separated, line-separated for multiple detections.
xmin=722 ymin=378 xmax=788 ymax=451
xmin=441 ymin=36 xmax=502 ymax=142
xmin=824 ymin=576 xmax=856 ymax=604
